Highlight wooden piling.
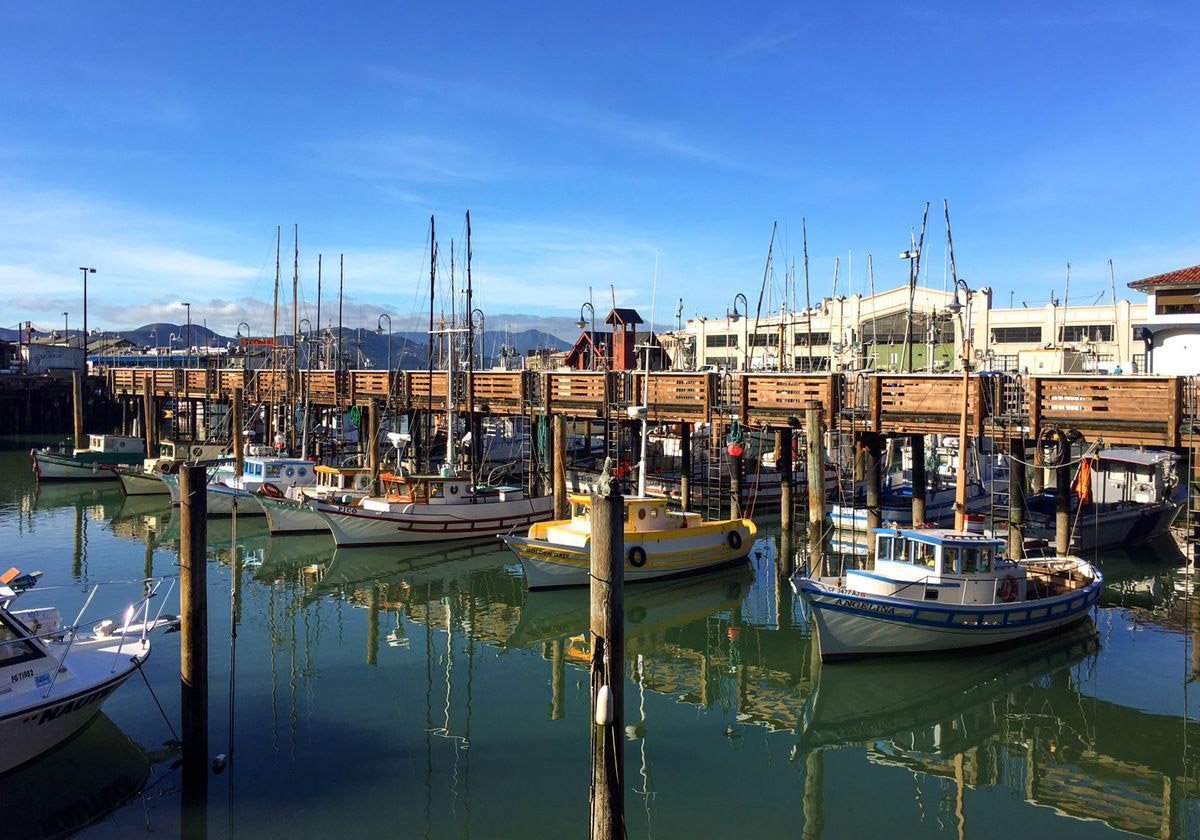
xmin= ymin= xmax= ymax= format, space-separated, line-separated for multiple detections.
xmin=729 ymin=448 xmax=743 ymax=519
xmin=776 ymin=528 xmax=794 ymax=630
xmin=589 ymin=490 xmax=624 ymax=840
xmin=368 ymin=399 xmax=380 ymax=491
xmin=1055 ymin=434 xmax=1071 ymax=555
xmin=863 ymin=434 xmax=883 ymax=562
xmin=71 ymin=370 xmax=85 ymax=450
xmin=179 ymin=464 xmax=208 ymax=838
xmin=550 ymin=638 xmax=565 ymax=721
xmin=679 ymin=421 xmax=691 ymax=513
xmin=805 ymin=401 xmax=826 ymax=577
xmin=367 ymin=585 xmax=379 ymax=666
xmin=232 ymin=388 xmax=244 ymax=477
xmin=553 ymin=413 xmax=568 ymax=519
xmin=910 ymin=433 xmax=926 ymax=526
xmin=142 ymin=373 xmax=157 ymax=458
xmin=1009 ymin=438 xmax=1026 ymax=560
xmin=779 ymin=426 xmax=793 ymax=533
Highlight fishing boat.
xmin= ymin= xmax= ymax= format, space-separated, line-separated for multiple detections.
xmin=257 ymin=464 xmax=374 ymax=535
xmin=311 ymin=468 xmax=553 ymax=546
xmin=112 ymin=439 xmax=229 ymax=496
xmin=0 ymin=578 xmax=175 ymax=775
xmin=795 ymin=526 xmax=1102 ymax=661
xmin=501 ymin=494 xmax=756 ymax=590
xmin=1024 ymin=448 xmax=1184 ymax=552
xmin=160 ymin=448 xmax=318 ymax=515
xmin=30 ymin=435 xmax=146 ymax=482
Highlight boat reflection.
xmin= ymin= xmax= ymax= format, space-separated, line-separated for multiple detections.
xmin=5 ymin=713 xmax=155 ymax=840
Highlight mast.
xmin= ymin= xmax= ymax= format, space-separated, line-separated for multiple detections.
xmin=1060 ymin=262 xmax=1071 ymax=344
xmin=944 ymin=202 xmax=970 ymax=531
xmin=271 ymin=226 xmax=281 ymax=447
xmin=428 ymin=216 xmax=437 ymax=474
xmin=465 ymin=210 xmax=475 ymax=481
xmin=316 ymin=254 xmax=322 ymax=367
xmin=291 ymin=224 xmax=299 ymax=452
xmin=902 ymin=202 xmax=929 ymax=373
xmin=803 ymin=218 xmax=813 ymax=370
xmin=337 ymin=255 xmax=344 ymax=401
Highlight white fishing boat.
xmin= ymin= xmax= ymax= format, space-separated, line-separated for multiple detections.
xmin=311 ymin=468 xmax=553 ymax=546
xmin=1024 ymin=448 xmax=1184 ymax=552
xmin=257 ymin=464 xmax=374 ymax=535
xmin=205 ymin=452 xmax=320 ymax=516
xmin=112 ymin=439 xmax=229 ymax=496
xmin=501 ymin=493 xmax=756 ymax=589
xmin=30 ymin=435 xmax=146 ymax=482
xmin=0 ymin=578 xmax=175 ymax=774
xmin=795 ymin=526 xmax=1102 ymax=661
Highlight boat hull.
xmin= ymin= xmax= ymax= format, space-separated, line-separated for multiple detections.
xmin=258 ymin=495 xmax=329 ymax=535
xmin=796 ymin=563 xmax=1103 ymax=661
xmin=504 ymin=521 xmax=756 ymax=589
xmin=205 ymin=483 xmax=265 ymax=517
xmin=312 ymin=495 xmax=554 ymax=547
xmin=1025 ymin=499 xmax=1181 ymax=552
xmin=0 ymin=640 xmax=149 ymax=776
xmin=30 ymin=452 xmax=132 ymax=482
xmin=113 ymin=467 xmax=169 ymax=496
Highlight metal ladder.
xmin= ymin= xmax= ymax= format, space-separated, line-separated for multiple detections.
xmin=704 ymin=373 xmax=735 ymax=521
xmin=604 ymin=370 xmax=630 ymax=492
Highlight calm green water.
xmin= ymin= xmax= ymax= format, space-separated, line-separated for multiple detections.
xmin=2 ymin=437 xmax=1199 ymax=839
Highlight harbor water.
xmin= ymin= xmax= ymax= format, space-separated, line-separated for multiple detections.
xmin=2 ymin=437 xmax=1199 ymax=838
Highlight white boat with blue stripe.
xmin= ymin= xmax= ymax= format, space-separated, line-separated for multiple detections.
xmin=795 ymin=526 xmax=1102 ymax=662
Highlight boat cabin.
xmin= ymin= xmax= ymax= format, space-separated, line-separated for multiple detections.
xmin=1088 ymin=449 xmax=1179 ymax=506
xmin=564 ymin=494 xmax=701 ymax=534
xmin=314 ymin=465 xmax=373 ymax=493
xmin=236 ymin=456 xmax=318 ymax=491
xmin=80 ymin=435 xmax=145 ymax=456
xmin=846 ymin=528 xmax=1026 ymax=605
xmin=369 ymin=470 xmax=528 ymax=508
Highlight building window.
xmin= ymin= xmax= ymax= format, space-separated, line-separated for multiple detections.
xmin=705 ymin=334 xmax=737 ymax=348
xmin=705 ymin=356 xmax=735 ymax=369
xmin=794 ymin=331 xmax=831 ymax=347
xmin=748 ymin=333 xmax=778 ymax=347
xmin=1060 ymin=324 xmax=1113 ymax=342
xmin=1133 ymin=354 xmax=1145 ymax=373
xmin=992 ymin=327 xmax=1043 ymax=344
xmin=1154 ymin=289 xmax=1200 ymax=315
xmin=794 ymin=355 xmax=830 ymax=371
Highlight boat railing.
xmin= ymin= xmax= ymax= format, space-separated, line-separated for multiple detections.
xmin=5 ymin=577 xmax=177 ymax=698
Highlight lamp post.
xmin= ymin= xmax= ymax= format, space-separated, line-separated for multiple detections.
xmin=471 ymin=308 xmax=485 ymax=368
xmin=78 ymin=267 xmax=95 ymax=351
xmin=180 ymin=302 xmax=191 ymax=355
xmin=945 ymin=277 xmax=972 ymax=531
xmin=62 ymin=312 xmax=69 ymax=344
xmin=577 ymin=301 xmax=596 ymax=369
xmin=376 ymin=313 xmax=392 ymax=372
xmin=727 ymin=293 xmax=748 ymax=371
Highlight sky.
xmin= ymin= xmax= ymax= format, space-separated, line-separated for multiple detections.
xmin=1 ymin=2 xmax=1198 ymax=340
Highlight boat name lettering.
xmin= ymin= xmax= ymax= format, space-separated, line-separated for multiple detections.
xmin=834 ymin=598 xmax=896 ymax=615
xmin=36 ymin=685 xmax=113 ymax=726
xmin=11 ymin=668 xmax=34 ymax=684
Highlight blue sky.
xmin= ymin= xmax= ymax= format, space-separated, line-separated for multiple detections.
xmin=2 ymin=2 xmax=1198 ymax=338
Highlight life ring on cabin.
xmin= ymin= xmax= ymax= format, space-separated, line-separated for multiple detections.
xmin=260 ymin=482 xmax=285 ymax=499
xmin=998 ymin=577 xmax=1018 ymax=602
xmin=628 ymin=546 xmax=647 ymax=568
xmin=727 ymin=530 xmax=743 ymax=551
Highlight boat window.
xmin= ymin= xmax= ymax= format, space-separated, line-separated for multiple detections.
xmin=877 ymin=535 xmax=894 ymax=562
xmin=911 ymin=541 xmax=936 ymax=569
xmin=0 ymin=616 xmax=45 ymax=666
xmin=944 ymin=547 xmax=962 ymax=574
xmin=265 ymin=464 xmax=282 ymax=478
xmin=430 ymin=483 xmax=444 ymax=498
xmin=963 ymin=548 xmax=990 ymax=573
xmin=650 ymin=507 xmax=658 ymax=519
xmin=638 ymin=508 xmax=647 ymax=521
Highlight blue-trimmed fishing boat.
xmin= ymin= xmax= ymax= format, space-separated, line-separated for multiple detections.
xmin=795 ymin=527 xmax=1102 ymax=662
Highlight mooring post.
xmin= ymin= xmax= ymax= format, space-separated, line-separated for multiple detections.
xmin=910 ymin=433 xmax=926 ymax=526
xmin=863 ymin=433 xmax=884 ymax=563
xmin=553 ymin=413 xmax=568 ymax=518
xmin=232 ymin=388 xmax=244 ymax=477
xmin=179 ymin=464 xmax=209 ymax=839
xmin=679 ymin=421 xmax=692 ymax=512
xmin=1009 ymin=438 xmax=1026 ymax=559
xmin=1055 ymin=433 xmax=1071 ymax=555
xmin=367 ymin=399 xmax=380 ymax=492
xmin=142 ymin=373 xmax=157 ymax=458
xmin=779 ymin=427 xmax=793 ymax=534
xmin=729 ymin=443 xmax=743 ymax=519
xmin=777 ymin=528 xmax=794 ymax=630
xmin=589 ymin=489 xmax=624 ymax=840
xmin=72 ymin=370 xmax=85 ymax=450
xmin=804 ymin=401 xmax=826 ymax=577
xmin=367 ymin=585 xmax=379 ymax=666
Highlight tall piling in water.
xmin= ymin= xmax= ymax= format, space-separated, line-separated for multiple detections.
xmin=1055 ymin=434 xmax=1071 ymax=555
xmin=589 ymin=489 xmax=624 ymax=839
xmin=805 ymin=401 xmax=826 ymax=576
xmin=779 ymin=427 xmax=793 ymax=533
xmin=553 ymin=413 xmax=568 ymax=518
xmin=72 ymin=370 xmax=85 ymax=449
xmin=679 ymin=421 xmax=691 ymax=513
xmin=1008 ymin=438 xmax=1026 ymax=559
xmin=179 ymin=464 xmax=209 ymax=838
xmin=232 ymin=388 xmax=244 ymax=477
xmin=910 ymin=434 xmax=926 ymax=526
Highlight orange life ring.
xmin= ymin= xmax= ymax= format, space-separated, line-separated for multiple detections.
xmin=260 ymin=482 xmax=284 ymax=499
xmin=998 ymin=577 xmax=1018 ymax=602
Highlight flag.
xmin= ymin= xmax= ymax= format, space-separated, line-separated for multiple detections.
xmin=1072 ymin=457 xmax=1092 ymax=505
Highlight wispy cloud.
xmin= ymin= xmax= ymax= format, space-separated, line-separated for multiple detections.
xmin=721 ymin=29 xmax=802 ymax=61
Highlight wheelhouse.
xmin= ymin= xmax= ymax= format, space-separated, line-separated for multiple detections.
xmin=873 ymin=528 xmax=1006 ymax=577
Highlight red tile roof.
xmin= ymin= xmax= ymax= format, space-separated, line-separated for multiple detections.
xmin=1128 ymin=264 xmax=1200 ymax=290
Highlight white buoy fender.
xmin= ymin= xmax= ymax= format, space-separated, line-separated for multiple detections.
xmin=594 ymin=684 xmax=613 ymax=725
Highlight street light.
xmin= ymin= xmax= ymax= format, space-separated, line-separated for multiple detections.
xmin=149 ymin=328 xmax=159 ymax=367
xmin=180 ymin=302 xmax=191 ymax=354
xmin=471 ymin=308 xmax=485 ymax=369
xmin=376 ymin=313 xmax=392 ymax=372
xmin=78 ymin=267 xmax=95 ymax=351
xmin=727 ymin=292 xmax=748 ymax=371
xmin=577 ymin=301 xmax=596 ymax=369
